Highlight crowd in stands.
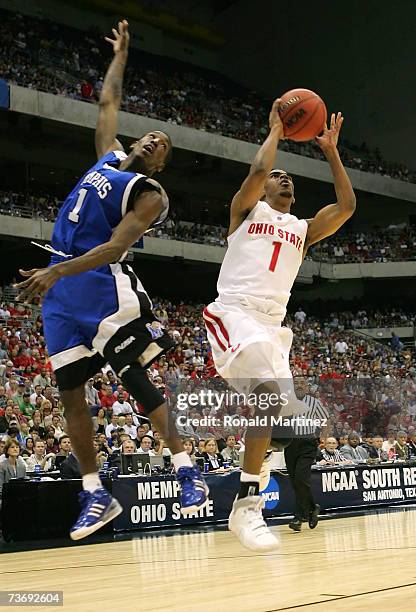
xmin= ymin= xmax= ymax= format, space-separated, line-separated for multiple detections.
xmin=316 ymin=431 xmax=416 ymax=465
xmin=1 ymin=8 xmax=414 ymax=182
xmin=288 ymin=310 xmax=416 ymax=440
xmin=0 ymin=190 xmax=59 ymax=222
xmin=151 ymin=221 xmax=416 ymax=263
xmin=1 ymin=285 xmax=416 ymax=502
xmin=309 ymin=226 xmax=416 ymax=263
xmin=297 ymin=308 xmax=414 ymax=329
xmin=1 ymin=188 xmax=416 ymax=264
xmin=150 ymin=219 xmax=228 ymax=247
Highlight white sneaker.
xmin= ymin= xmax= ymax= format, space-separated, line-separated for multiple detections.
xmin=228 ymin=495 xmax=280 ymax=552
xmin=259 ymin=451 xmax=272 ymax=491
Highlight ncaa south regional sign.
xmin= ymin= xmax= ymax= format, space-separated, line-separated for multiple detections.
xmin=318 ymin=464 xmax=416 ymax=505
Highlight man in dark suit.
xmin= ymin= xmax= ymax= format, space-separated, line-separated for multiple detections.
xmin=61 ymin=436 xmax=112 ymax=477
xmin=367 ymin=435 xmax=387 ymax=460
xmin=60 ymin=453 xmax=82 ymax=479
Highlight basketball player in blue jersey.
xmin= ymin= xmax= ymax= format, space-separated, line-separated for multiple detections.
xmin=15 ymin=21 xmax=208 ymax=540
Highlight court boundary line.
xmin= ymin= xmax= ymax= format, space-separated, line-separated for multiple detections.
xmin=264 ymin=580 xmax=416 ymax=611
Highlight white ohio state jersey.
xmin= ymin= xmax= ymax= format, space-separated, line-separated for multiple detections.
xmin=217 ymin=201 xmax=308 ymax=320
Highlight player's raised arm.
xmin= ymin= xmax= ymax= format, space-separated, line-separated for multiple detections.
xmin=305 ymin=113 xmax=356 ymax=249
xmin=95 ymin=20 xmax=130 ymax=159
xmin=15 ymin=186 xmax=167 ymax=301
xmin=228 ymin=99 xmax=284 ymax=234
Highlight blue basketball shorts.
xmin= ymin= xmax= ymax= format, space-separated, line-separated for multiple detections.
xmin=42 ymin=262 xmax=174 ymax=390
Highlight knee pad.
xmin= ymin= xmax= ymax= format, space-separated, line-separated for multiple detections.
xmin=121 ymin=362 xmax=165 ymax=414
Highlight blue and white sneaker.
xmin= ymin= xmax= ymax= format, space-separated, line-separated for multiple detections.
xmin=70 ymin=488 xmax=122 ymax=541
xmin=177 ymin=466 xmax=209 ymax=515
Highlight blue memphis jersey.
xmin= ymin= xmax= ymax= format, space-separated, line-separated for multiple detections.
xmin=51 ymin=150 xmax=168 ymax=257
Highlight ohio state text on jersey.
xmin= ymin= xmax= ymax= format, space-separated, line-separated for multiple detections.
xmin=216 ymin=200 xmax=308 ymax=321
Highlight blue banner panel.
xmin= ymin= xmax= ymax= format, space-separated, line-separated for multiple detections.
xmin=112 ymin=464 xmax=416 ymax=532
xmin=0 ymin=79 xmax=10 ymax=109
xmin=113 ymin=471 xmax=242 ymax=531
xmin=113 ymin=470 xmax=297 ymax=531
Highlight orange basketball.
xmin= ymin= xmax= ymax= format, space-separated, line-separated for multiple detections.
xmin=278 ymin=88 xmax=327 ymax=141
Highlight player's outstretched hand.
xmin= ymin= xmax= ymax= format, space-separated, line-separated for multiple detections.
xmin=14 ymin=266 xmax=62 ymax=302
xmin=269 ymin=98 xmax=285 ymax=139
xmin=105 ymin=19 xmax=130 ymax=55
xmin=315 ymin=112 xmax=343 ymax=152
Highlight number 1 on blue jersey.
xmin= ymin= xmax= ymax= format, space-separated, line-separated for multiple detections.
xmin=68 ymin=188 xmax=88 ymax=223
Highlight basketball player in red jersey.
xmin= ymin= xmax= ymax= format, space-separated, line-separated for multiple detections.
xmin=203 ymin=100 xmax=355 ymax=551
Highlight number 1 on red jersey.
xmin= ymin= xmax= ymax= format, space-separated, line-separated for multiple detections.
xmin=269 ymin=241 xmax=282 ymax=272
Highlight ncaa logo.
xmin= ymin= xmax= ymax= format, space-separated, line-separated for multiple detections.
xmin=260 ymin=476 xmax=280 ymax=510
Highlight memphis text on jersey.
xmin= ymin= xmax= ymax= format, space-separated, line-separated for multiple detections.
xmin=176 ymin=415 xmax=327 ymax=428
xmin=247 ymin=222 xmax=304 ymax=252
xmin=81 ymin=170 xmax=112 ymax=199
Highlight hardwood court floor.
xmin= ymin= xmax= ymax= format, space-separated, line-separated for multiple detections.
xmin=1 ymin=507 xmax=416 ymax=611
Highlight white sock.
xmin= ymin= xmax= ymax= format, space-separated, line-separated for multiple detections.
xmin=240 ymin=472 xmax=260 ymax=483
xmin=82 ymin=472 xmax=102 ymax=493
xmin=172 ymin=451 xmax=193 ymax=471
